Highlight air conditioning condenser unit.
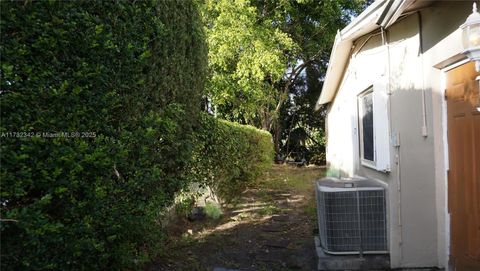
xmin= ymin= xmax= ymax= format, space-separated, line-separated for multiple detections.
xmin=315 ymin=177 xmax=388 ymax=255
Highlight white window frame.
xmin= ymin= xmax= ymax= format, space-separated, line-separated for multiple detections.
xmin=357 ymin=76 xmax=391 ymax=173
xmin=358 ymin=88 xmax=376 ymax=168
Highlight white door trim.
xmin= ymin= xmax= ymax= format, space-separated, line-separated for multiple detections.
xmin=439 ymin=58 xmax=472 ymax=271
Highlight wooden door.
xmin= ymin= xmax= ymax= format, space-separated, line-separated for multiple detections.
xmin=446 ymin=61 xmax=480 ymax=271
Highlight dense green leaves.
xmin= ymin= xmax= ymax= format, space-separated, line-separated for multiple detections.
xmin=203 ymin=0 xmax=295 ymax=124
xmin=202 ymin=0 xmax=366 ymax=156
xmin=0 ymin=1 xmax=274 ymax=270
xmin=194 ymin=114 xmax=273 ymax=200
xmin=1 ymin=1 xmax=206 ymax=269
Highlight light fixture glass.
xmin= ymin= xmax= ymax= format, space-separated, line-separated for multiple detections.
xmin=461 ymin=3 xmax=480 ymax=71
xmin=462 ymin=23 xmax=480 ymax=48
xmin=461 ymin=3 xmax=480 ymax=110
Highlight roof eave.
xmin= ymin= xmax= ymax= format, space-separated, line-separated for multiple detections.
xmin=315 ymin=33 xmax=352 ymax=108
xmin=315 ymin=0 xmax=401 ymax=108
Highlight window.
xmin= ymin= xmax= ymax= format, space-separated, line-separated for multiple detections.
xmin=358 ymin=89 xmax=375 ymax=163
xmin=357 ymin=77 xmax=391 ymax=172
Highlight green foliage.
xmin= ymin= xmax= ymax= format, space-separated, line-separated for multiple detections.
xmin=175 ymin=196 xmax=196 ymax=217
xmin=202 ymin=0 xmax=366 ymax=127
xmin=280 ymin=64 xmax=327 ymax=165
xmin=1 ymin=1 xmax=206 ymax=270
xmin=204 ymin=202 xmax=223 ymax=220
xmin=202 ymin=0 xmax=295 ymax=125
xmin=259 ymin=204 xmax=280 ymax=216
xmin=202 ymin=0 xmax=367 ymax=159
xmin=194 ymin=114 xmax=274 ymax=201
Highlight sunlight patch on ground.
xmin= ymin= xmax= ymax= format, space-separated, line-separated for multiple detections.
xmin=286 ymin=196 xmax=305 ymax=203
xmin=231 ymin=206 xmax=268 ymax=213
xmin=194 ymin=215 xmax=273 ymax=239
xmin=234 ymin=201 xmax=270 ymax=208
xmin=277 ymin=193 xmax=292 ymax=197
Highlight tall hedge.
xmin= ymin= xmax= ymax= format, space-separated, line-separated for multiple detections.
xmin=0 ymin=1 xmax=206 ymax=270
xmin=194 ymin=114 xmax=274 ymax=200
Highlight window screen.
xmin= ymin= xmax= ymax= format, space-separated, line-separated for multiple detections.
xmin=356 ymin=77 xmax=391 ymax=172
xmin=359 ymin=91 xmax=374 ymax=162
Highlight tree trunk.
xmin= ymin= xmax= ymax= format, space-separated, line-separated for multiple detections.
xmin=261 ymin=110 xmax=270 ymax=131
xmin=273 ymin=119 xmax=282 ymax=155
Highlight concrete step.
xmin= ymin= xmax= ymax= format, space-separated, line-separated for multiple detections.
xmin=314 ymin=236 xmax=390 ymax=270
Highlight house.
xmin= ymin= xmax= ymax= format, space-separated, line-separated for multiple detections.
xmin=316 ymin=0 xmax=479 ymax=270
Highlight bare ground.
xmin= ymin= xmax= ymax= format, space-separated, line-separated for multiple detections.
xmin=145 ymin=164 xmax=326 ymax=271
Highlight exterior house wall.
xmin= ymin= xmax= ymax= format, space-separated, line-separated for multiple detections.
xmin=420 ymin=2 xmax=466 ymax=268
xmin=325 ymin=1 xmax=468 ymax=268
xmin=387 ymin=14 xmax=438 ymax=267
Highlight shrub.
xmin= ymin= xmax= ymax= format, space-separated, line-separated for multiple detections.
xmin=193 ymin=114 xmax=274 ymax=201
xmin=204 ymin=202 xmax=223 ymax=220
xmin=0 ymin=1 xmax=206 ymax=270
xmin=0 ymin=1 xmax=274 ymax=269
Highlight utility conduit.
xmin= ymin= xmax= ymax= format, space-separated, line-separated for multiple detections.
xmin=382 ymin=26 xmax=403 ymax=261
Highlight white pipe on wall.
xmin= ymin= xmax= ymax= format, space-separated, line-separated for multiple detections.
xmin=382 ymin=26 xmax=403 ymax=260
xmin=418 ymin=12 xmax=428 ymax=137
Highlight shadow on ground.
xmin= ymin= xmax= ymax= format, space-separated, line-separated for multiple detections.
xmin=145 ymin=165 xmax=325 ymax=271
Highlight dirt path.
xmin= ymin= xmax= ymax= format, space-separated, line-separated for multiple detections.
xmin=146 ymin=165 xmax=325 ymax=271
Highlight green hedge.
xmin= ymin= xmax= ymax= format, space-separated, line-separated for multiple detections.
xmin=1 ymin=1 xmax=206 ymax=270
xmin=194 ymin=114 xmax=274 ymax=200
xmin=0 ymin=1 xmax=273 ymax=270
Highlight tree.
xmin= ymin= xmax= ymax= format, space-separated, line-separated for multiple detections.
xmin=202 ymin=0 xmax=367 ymax=154
xmin=279 ymin=63 xmax=328 ymax=164
xmin=202 ymin=0 xmax=295 ymax=129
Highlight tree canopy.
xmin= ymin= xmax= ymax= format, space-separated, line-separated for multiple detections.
xmin=203 ymin=0 xmax=295 ymax=127
xmin=202 ymin=0 xmax=367 ymax=156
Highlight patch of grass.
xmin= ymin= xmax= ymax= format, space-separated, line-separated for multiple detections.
xmin=231 ymin=212 xmax=251 ymax=221
xmin=174 ymin=196 xmax=195 ymax=217
xmin=257 ymin=190 xmax=273 ymax=202
xmin=155 ymin=164 xmax=324 ymax=270
xmin=222 ymin=260 xmax=241 ymax=269
xmin=256 ymin=164 xmax=325 ymax=194
xmin=205 ymin=202 xmax=223 ymax=220
xmin=304 ymin=199 xmax=318 ymax=222
xmin=259 ymin=204 xmax=280 ymax=216
xmin=252 ymin=164 xmax=325 ymax=219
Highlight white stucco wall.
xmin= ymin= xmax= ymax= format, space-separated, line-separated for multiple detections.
xmin=420 ymin=2 xmax=467 ymax=268
xmin=325 ymin=1 xmax=468 ymax=268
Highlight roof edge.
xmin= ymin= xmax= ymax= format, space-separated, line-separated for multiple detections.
xmin=316 ymin=0 xmax=403 ymax=108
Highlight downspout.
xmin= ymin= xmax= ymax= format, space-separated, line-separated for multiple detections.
xmin=382 ymin=25 xmax=403 ymax=261
xmin=418 ymin=12 xmax=428 ymax=137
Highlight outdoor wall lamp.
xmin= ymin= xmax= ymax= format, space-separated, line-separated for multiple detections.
xmin=461 ymin=2 xmax=480 ymax=111
xmin=462 ymin=3 xmax=480 ymax=71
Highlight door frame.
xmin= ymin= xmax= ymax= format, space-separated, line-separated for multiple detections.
xmin=440 ymin=58 xmax=470 ymax=270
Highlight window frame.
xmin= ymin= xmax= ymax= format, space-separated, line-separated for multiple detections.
xmin=357 ymin=87 xmax=376 ymax=169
